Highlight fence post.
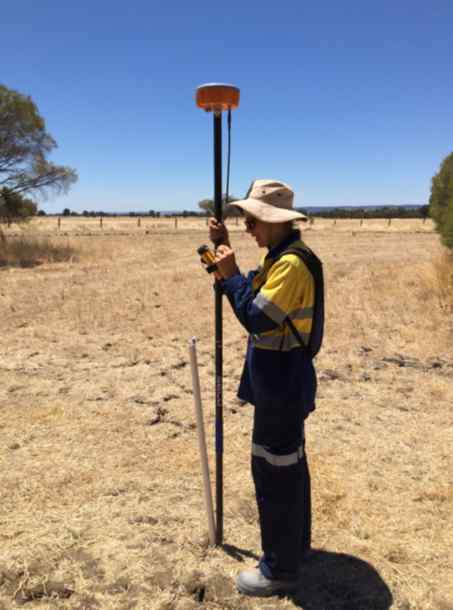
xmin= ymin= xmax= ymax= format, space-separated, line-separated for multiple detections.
xmin=58 ymin=217 xmax=61 ymax=231
xmin=360 ymin=218 xmax=364 ymax=226
xmin=138 ymin=217 xmax=141 ymax=227
xmin=100 ymin=216 xmax=103 ymax=228
xmin=388 ymin=218 xmax=391 ymax=226
xmin=175 ymin=217 xmax=178 ymax=229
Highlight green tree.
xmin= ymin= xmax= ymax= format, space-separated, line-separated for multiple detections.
xmin=0 ymin=187 xmax=37 ymax=223
xmin=429 ymin=152 xmax=453 ymax=249
xmin=0 ymin=83 xmax=77 ymax=199
xmin=420 ymin=204 xmax=429 ymax=219
xmin=198 ymin=195 xmax=240 ymax=217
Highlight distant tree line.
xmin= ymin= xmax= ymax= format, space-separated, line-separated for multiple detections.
xmin=56 ymin=209 xmax=207 ymax=218
xmin=51 ymin=204 xmax=430 ymax=220
xmin=302 ymin=205 xmax=430 ymax=220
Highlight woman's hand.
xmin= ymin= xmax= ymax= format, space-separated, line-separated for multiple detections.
xmin=208 ymin=218 xmax=230 ymax=247
xmin=215 ymin=244 xmax=239 ymax=280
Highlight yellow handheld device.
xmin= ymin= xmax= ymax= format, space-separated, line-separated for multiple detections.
xmin=197 ymin=245 xmax=222 ymax=280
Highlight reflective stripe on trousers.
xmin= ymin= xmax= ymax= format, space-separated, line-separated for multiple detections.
xmin=252 ymin=405 xmax=311 ymax=580
xmin=252 ymin=439 xmax=304 ymax=467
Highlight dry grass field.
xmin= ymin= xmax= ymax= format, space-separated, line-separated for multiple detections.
xmin=1 ymin=217 xmax=452 ymax=610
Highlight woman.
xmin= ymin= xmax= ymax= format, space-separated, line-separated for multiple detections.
xmin=210 ymin=179 xmax=319 ymax=597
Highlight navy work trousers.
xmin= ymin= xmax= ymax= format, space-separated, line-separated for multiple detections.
xmin=252 ymin=405 xmax=311 ymax=581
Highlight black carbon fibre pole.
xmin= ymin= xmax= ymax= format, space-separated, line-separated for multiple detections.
xmin=195 ymin=83 xmax=239 ymax=548
xmin=213 ymin=111 xmax=223 ymax=546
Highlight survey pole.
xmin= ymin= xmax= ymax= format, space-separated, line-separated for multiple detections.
xmin=196 ymin=83 xmax=240 ymax=546
xmin=213 ymin=111 xmax=224 ymax=545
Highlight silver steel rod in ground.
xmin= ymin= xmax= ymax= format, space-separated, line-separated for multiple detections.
xmin=189 ymin=337 xmax=216 ymax=546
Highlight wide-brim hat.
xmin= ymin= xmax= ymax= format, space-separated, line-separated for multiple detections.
xmin=232 ymin=179 xmax=307 ymax=223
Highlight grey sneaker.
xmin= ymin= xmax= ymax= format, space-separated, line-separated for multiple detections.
xmin=236 ymin=568 xmax=299 ymax=597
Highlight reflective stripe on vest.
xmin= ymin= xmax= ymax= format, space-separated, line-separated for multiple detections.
xmin=253 ymin=292 xmax=287 ymax=324
xmin=251 ymin=330 xmax=310 ymax=351
xmin=289 ymin=306 xmax=314 ymax=321
xmin=254 ymin=292 xmax=314 ymax=325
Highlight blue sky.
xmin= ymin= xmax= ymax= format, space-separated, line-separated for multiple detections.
xmin=2 ymin=0 xmax=452 ymax=213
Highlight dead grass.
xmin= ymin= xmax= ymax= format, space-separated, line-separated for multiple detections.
xmin=0 ymin=219 xmax=452 ymax=610
xmin=0 ymin=235 xmax=77 ymax=268
xmin=432 ymin=250 xmax=453 ymax=313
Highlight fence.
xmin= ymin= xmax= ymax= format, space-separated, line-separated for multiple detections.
xmin=2 ymin=215 xmax=434 ymax=238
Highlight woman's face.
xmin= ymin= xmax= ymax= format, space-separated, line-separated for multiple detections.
xmin=244 ymin=215 xmax=291 ymax=248
xmin=244 ymin=215 xmax=272 ymax=248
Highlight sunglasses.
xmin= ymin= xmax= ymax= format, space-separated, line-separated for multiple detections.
xmin=244 ymin=216 xmax=257 ymax=230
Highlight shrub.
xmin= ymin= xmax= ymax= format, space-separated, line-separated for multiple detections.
xmin=429 ymin=152 xmax=453 ymax=250
xmin=0 ymin=236 xmax=77 ymax=268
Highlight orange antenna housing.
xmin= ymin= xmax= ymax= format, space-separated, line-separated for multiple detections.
xmin=196 ymin=83 xmax=240 ymax=113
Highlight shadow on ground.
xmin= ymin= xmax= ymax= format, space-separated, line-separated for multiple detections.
xmin=291 ymin=550 xmax=393 ymax=610
xmin=223 ymin=547 xmax=393 ymax=610
xmin=222 ymin=543 xmax=260 ymax=563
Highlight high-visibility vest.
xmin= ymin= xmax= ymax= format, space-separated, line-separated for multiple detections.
xmin=281 ymin=245 xmax=324 ymax=359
